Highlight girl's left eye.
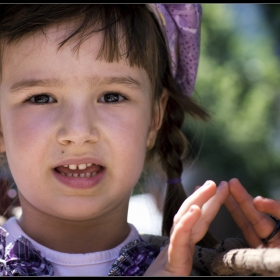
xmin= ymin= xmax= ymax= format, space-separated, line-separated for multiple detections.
xmin=99 ymin=92 xmax=125 ymax=103
xmin=27 ymin=94 xmax=56 ymax=104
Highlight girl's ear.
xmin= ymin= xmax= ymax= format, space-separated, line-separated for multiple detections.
xmin=146 ymin=88 xmax=168 ymax=150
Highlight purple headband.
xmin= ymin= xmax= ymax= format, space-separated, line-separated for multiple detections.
xmin=146 ymin=4 xmax=202 ymax=97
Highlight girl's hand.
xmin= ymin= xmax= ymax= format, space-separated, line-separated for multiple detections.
xmin=224 ymin=178 xmax=280 ymax=248
xmin=144 ymin=180 xmax=230 ymax=276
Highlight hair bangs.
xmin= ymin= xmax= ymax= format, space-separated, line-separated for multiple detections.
xmin=0 ymin=4 xmax=166 ymax=95
xmin=57 ymin=5 xmax=162 ymax=93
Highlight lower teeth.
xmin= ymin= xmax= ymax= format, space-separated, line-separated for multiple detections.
xmin=61 ymin=172 xmax=97 ymax=177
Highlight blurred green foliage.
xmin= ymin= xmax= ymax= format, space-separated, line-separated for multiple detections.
xmin=183 ymin=4 xmax=280 ymax=198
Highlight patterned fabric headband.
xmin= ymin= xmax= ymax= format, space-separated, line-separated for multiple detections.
xmin=145 ymin=4 xmax=202 ymax=97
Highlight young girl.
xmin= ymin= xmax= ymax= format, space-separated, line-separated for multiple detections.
xmin=0 ymin=4 xmax=233 ymax=276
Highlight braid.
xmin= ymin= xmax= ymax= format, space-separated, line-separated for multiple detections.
xmin=157 ymin=76 xmax=187 ymax=236
xmin=149 ymin=72 xmax=219 ymax=247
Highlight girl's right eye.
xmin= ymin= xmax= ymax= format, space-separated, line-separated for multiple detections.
xmin=27 ymin=94 xmax=56 ymax=104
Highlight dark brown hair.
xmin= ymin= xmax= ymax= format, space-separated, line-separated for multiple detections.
xmin=0 ymin=4 xmax=218 ymax=247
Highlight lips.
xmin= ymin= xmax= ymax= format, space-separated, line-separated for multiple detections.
xmin=53 ymin=161 xmax=105 ymax=189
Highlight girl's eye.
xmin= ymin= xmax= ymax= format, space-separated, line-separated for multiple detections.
xmin=27 ymin=94 xmax=56 ymax=104
xmin=99 ymin=93 xmax=125 ymax=103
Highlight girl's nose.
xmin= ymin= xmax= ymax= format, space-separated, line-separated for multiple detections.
xmin=56 ymin=105 xmax=100 ymax=146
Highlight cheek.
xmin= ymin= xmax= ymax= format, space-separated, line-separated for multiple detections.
xmin=101 ymin=107 xmax=151 ymax=145
xmin=1 ymin=107 xmax=55 ymax=159
xmin=99 ymin=107 xmax=151 ymax=170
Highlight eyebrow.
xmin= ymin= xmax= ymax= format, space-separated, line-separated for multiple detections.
xmin=88 ymin=76 xmax=142 ymax=89
xmin=9 ymin=78 xmax=64 ymax=92
xmin=9 ymin=75 xmax=142 ymax=92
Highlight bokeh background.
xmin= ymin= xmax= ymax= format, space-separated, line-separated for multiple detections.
xmin=128 ymin=4 xmax=280 ymax=241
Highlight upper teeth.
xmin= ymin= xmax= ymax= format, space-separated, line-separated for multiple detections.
xmin=63 ymin=163 xmax=93 ymax=170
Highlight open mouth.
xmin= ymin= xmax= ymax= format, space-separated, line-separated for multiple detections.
xmin=55 ymin=163 xmax=103 ymax=178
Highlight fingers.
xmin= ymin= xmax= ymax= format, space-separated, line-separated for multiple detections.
xmin=166 ymin=205 xmax=201 ymax=276
xmin=190 ymin=181 xmax=230 ymax=243
xmin=200 ymin=181 xmax=230 ymax=219
xmin=253 ymin=197 xmax=280 ymax=245
xmin=224 ymin=188 xmax=260 ymax=247
xmin=173 ymin=180 xmax=216 ymax=227
xmin=254 ymin=196 xmax=280 ymax=218
xmin=226 ymin=178 xmax=276 ymax=247
xmin=144 ymin=205 xmax=201 ymax=276
xmin=172 ymin=180 xmax=230 ymax=245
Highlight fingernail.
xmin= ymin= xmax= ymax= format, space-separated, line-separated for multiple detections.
xmin=189 ymin=206 xmax=195 ymax=213
xmin=218 ymin=181 xmax=227 ymax=187
xmin=189 ymin=205 xmax=199 ymax=212
xmin=255 ymin=195 xmax=266 ymax=200
xmin=204 ymin=180 xmax=213 ymax=186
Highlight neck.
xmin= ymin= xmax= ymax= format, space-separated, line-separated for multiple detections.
xmin=17 ymin=197 xmax=131 ymax=254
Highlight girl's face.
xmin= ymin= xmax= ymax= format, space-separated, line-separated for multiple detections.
xmin=0 ymin=24 xmax=166 ymax=222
